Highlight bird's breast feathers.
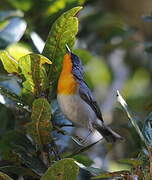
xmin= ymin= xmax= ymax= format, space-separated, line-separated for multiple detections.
xmin=57 ymin=93 xmax=96 ymax=129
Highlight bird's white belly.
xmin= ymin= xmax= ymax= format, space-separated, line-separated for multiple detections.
xmin=57 ymin=94 xmax=96 ymax=130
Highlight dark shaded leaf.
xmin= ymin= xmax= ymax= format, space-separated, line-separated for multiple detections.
xmin=0 ymin=172 xmax=13 ymax=180
xmin=0 ymin=131 xmax=47 ymax=175
xmin=0 ymin=104 xmax=15 ymax=136
xmin=41 ymin=158 xmax=79 ymax=180
xmin=14 ymin=146 xmax=47 ymax=176
xmin=26 ymin=98 xmax=52 ymax=145
xmin=42 ymin=6 xmax=82 ymax=98
xmin=0 ymin=131 xmax=36 ymax=162
xmin=0 ymin=166 xmax=39 ymax=178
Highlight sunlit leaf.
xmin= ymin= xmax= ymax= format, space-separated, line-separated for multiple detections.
xmin=26 ymin=98 xmax=52 ymax=145
xmin=0 ymin=50 xmax=18 ymax=73
xmin=0 ymin=172 xmax=13 ymax=180
xmin=41 ymin=158 xmax=79 ymax=180
xmin=18 ymin=53 xmax=52 ymax=104
xmin=6 ymin=43 xmax=32 ymax=60
xmin=142 ymin=112 xmax=152 ymax=147
xmin=42 ymin=6 xmax=82 ymax=98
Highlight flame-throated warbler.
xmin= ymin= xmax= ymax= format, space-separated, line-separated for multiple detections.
xmin=57 ymin=45 xmax=123 ymax=143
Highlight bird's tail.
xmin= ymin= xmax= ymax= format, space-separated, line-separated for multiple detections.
xmin=92 ymin=123 xmax=124 ymax=143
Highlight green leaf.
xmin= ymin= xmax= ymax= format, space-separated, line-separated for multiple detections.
xmin=0 ymin=130 xmax=46 ymax=175
xmin=0 ymin=103 xmax=15 ymax=136
xmin=18 ymin=53 xmax=52 ymax=104
xmin=6 ymin=42 xmax=32 ymax=61
xmin=0 ymin=166 xmax=39 ymax=178
xmin=41 ymin=158 xmax=79 ymax=180
xmin=91 ymin=170 xmax=131 ymax=179
xmin=0 ymin=50 xmax=18 ymax=73
xmin=0 ymin=172 xmax=13 ymax=180
xmin=116 ymin=91 xmax=147 ymax=146
xmin=0 ymin=130 xmax=35 ymax=162
xmin=73 ymin=154 xmax=94 ymax=166
xmin=142 ymin=112 xmax=152 ymax=147
xmin=118 ymin=158 xmax=142 ymax=166
xmin=13 ymin=146 xmax=47 ymax=176
xmin=42 ymin=6 xmax=82 ymax=98
xmin=26 ymin=98 xmax=52 ymax=145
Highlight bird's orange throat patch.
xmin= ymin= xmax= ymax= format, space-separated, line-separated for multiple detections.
xmin=57 ymin=54 xmax=78 ymax=95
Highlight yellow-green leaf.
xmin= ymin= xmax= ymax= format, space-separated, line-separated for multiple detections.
xmin=0 ymin=172 xmax=13 ymax=180
xmin=91 ymin=170 xmax=131 ymax=179
xmin=41 ymin=158 xmax=79 ymax=180
xmin=6 ymin=43 xmax=32 ymax=61
xmin=42 ymin=6 xmax=82 ymax=98
xmin=27 ymin=98 xmax=52 ymax=145
xmin=0 ymin=50 xmax=18 ymax=73
xmin=18 ymin=53 xmax=52 ymax=104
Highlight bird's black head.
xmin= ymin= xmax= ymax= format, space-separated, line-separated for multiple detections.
xmin=65 ymin=44 xmax=84 ymax=80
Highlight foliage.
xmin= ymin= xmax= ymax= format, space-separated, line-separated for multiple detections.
xmin=0 ymin=6 xmax=84 ymax=180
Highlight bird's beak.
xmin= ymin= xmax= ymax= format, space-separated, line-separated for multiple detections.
xmin=65 ymin=44 xmax=71 ymax=54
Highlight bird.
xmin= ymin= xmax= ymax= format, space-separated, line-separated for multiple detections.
xmin=57 ymin=45 xmax=123 ymax=143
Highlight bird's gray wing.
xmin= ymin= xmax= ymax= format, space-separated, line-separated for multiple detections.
xmin=78 ymin=81 xmax=104 ymax=122
xmin=70 ymin=52 xmax=103 ymax=122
